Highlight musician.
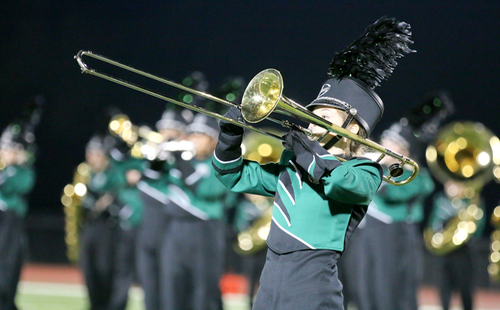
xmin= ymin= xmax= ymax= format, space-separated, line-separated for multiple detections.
xmin=213 ymin=16 xmax=414 ymax=310
xmin=79 ymin=134 xmax=124 ymax=310
xmin=135 ymin=107 xmax=192 ymax=310
xmin=158 ymin=113 xmax=233 ymax=310
xmin=108 ymin=138 xmax=145 ymax=310
xmin=428 ymin=182 xmax=486 ymax=310
xmin=0 ymin=124 xmax=36 ymax=310
xmin=352 ymin=122 xmax=434 ymax=310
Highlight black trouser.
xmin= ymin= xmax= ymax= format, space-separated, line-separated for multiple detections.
xmin=159 ymin=218 xmax=225 ymax=310
xmin=253 ymin=248 xmax=343 ymax=310
xmin=136 ymin=192 xmax=169 ymax=310
xmin=109 ymin=227 xmax=137 ymax=310
xmin=79 ymin=216 xmax=117 ymax=310
xmin=0 ymin=210 xmax=26 ymax=310
xmin=356 ymin=216 xmax=422 ymax=310
xmin=438 ymin=244 xmax=475 ymax=310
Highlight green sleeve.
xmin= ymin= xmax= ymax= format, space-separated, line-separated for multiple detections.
xmin=88 ymin=168 xmax=124 ymax=193
xmin=213 ymin=154 xmax=280 ymax=197
xmin=0 ymin=165 xmax=36 ymax=195
xmin=117 ymin=186 xmax=144 ymax=228
xmin=322 ymin=160 xmax=382 ymax=205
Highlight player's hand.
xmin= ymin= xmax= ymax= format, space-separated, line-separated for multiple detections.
xmin=219 ymin=107 xmax=244 ymax=136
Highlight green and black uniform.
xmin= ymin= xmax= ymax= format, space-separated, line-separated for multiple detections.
xmin=213 ymin=130 xmax=382 ymax=310
xmin=158 ymin=155 xmax=232 ymax=310
xmin=79 ymin=158 xmax=126 ymax=310
xmin=343 ymin=167 xmax=434 ymax=310
xmin=136 ymin=159 xmax=172 ymax=310
xmin=0 ymin=164 xmax=35 ymax=310
xmin=110 ymin=155 xmax=144 ymax=310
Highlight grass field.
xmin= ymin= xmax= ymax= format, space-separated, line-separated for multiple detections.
xmin=16 ymin=280 xmax=500 ymax=310
xmin=16 ymin=281 xmax=251 ymax=310
xmin=16 ymin=264 xmax=500 ymax=310
xmin=16 ymin=282 xmax=144 ymax=310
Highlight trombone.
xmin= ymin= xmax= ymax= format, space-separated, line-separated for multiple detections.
xmin=75 ymin=50 xmax=419 ymax=185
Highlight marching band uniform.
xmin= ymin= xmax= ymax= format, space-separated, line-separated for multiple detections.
xmin=357 ymin=167 xmax=434 ymax=310
xmin=79 ymin=135 xmax=124 ymax=310
xmin=135 ymin=109 xmax=191 ymax=310
xmin=159 ymin=114 xmax=232 ymax=310
xmin=213 ymin=114 xmax=381 ymax=309
xmin=108 ymin=145 xmax=145 ymax=310
xmin=0 ymin=126 xmax=36 ymax=310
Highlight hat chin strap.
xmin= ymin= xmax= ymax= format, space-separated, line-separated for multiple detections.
xmin=321 ymin=108 xmax=357 ymax=151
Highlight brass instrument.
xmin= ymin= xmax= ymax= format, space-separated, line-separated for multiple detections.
xmin=75 ymin=50 xmax=419 ymax=185
xmin=235 ymin=198 xmax=273 ymax=255
xmin=62 ymin=162 xmax=91 ymax=263
xmin=489 ymin=205 xmax=500 ymax=282
xmin=234 ymin=131 xmax=283 ymax=255
xmin=109 ymin=113 xmax=195 ymax=160
xmin=424 ymin=121 xmax=500 ymax=255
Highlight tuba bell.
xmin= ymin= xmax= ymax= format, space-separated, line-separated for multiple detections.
xmin=424 ymin=121 xmax=500 ymax=255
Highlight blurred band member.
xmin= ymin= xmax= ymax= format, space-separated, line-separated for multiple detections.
xmin=80 ymin=135 xmax=123 ymax=310
xmin=0 ymin=125 xmax=36 ymax=310
xmin=159 ymin=113 xmax=232 ymax=310
xmin=428 ymin=182 xmax=486 ymax=310
xmin=108 ymin=139 xmax=145 ymax=310
xmin=352 ymin=122 xmax=435 ymax=310
xmin=135 ymin=108 xmax=192 ymax=310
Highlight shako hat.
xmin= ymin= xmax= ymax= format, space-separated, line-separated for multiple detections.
xmin=186 ymin=113 xmax=219 ymax=140
xmin=156 ymin=109 xmax=194 ymax=132
xmin=306 ymin=16 xmax=415 ymax=136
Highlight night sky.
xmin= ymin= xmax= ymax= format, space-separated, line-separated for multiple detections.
xmin=1 ymin=1 xmax=500 ymax=241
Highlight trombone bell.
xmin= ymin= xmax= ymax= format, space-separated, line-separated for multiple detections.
xmin=241 ymin=69 xmax=284 ymax=123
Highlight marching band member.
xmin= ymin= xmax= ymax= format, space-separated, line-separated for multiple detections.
xmin=212 ymin=16 xmax=414 ymax=310
xmin=159 ymin=113 xmax=234 ymax=310
xmin=79 ymin=134 xmax=123 ymax=310
xmin=354 ymin=122 xmax=434 ymax=310
xmin=429 ymin=183 xmax=486 ymax=310
xmin=0 ymin=124 xmax=36 ymax=310
xmin=135 ymin=107 xmax=192 ymax=310
xmin=108 ymin=137 xmax=144 ymax=310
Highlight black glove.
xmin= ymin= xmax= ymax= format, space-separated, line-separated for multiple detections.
xmin=283 ymin=128 xmax=341 ymax=180
xmin=215 ymin=107 xmax=245 ymax=161
xmin=219 ymin=107 xmax=244 ymax=136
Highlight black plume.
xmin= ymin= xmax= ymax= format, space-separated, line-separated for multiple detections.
xmin=328 ymin=16 xmax=415 ymax=89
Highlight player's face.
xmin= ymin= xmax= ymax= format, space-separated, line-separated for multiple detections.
xmin=187 ymin=133 xmax=216 ymax=159
xmin=308 ymin=107 xmax=346 ymax=139
xmin=86 ymin=150 xmax=109 ymax=172
xmin=160 ymin=128 xmax=183 ymax=141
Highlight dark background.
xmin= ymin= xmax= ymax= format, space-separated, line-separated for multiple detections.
xmin=1 ymin=1 xmax=500 ymax=265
